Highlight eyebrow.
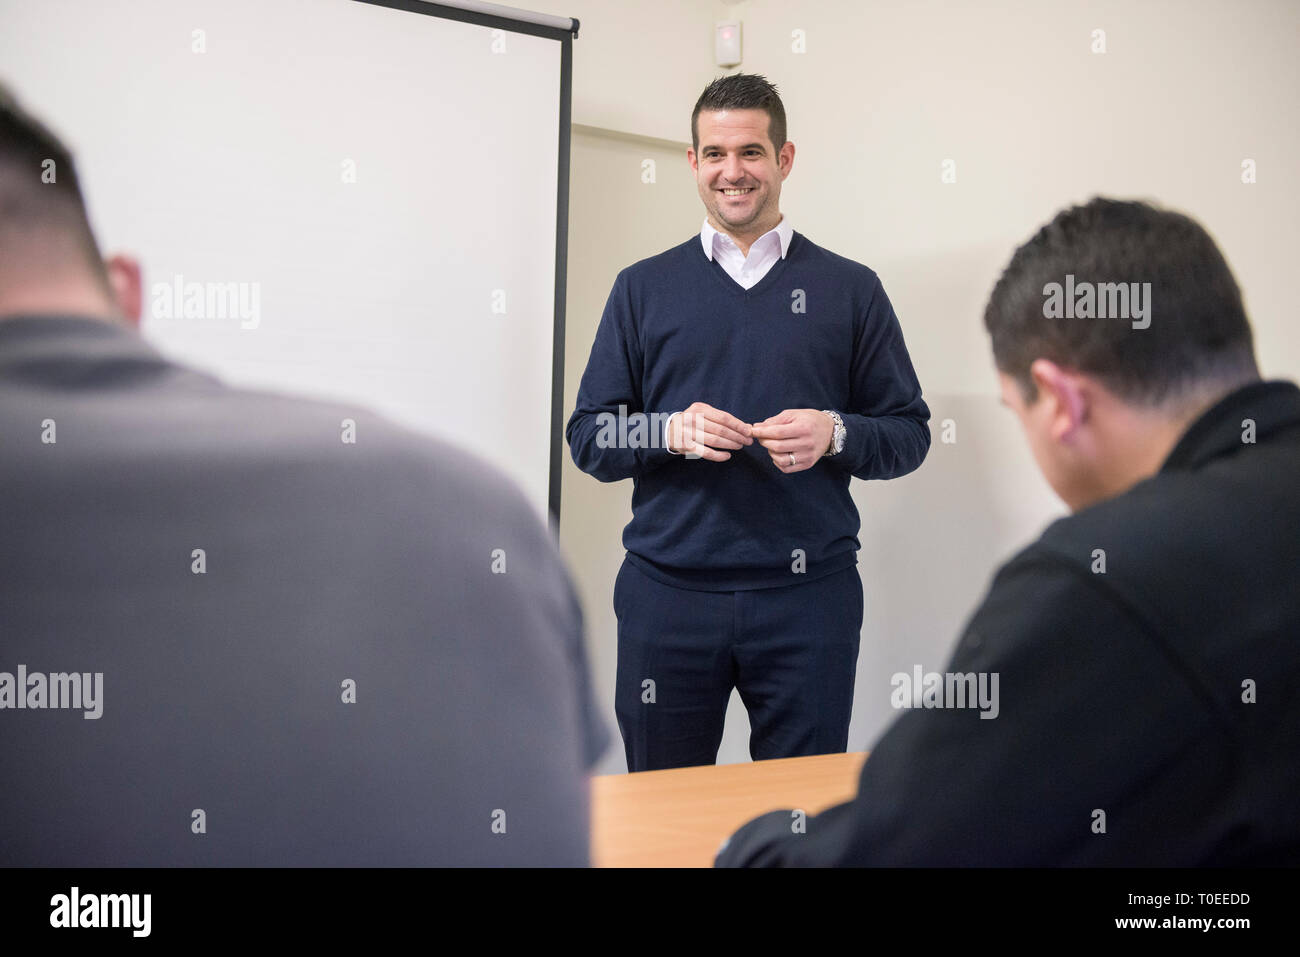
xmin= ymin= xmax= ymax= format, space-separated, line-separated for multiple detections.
xmin=701 ymin=143 xmax=767 ymax=153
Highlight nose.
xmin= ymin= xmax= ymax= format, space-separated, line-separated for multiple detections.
xmin=722 ymin=153 xmax=745 ymax=183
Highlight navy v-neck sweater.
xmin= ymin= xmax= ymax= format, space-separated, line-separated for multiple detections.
xmin=566 ymin=230 xmax=931 ymax=591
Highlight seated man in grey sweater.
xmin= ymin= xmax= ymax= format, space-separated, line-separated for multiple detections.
xmin=0 ymin=83 xmax=606 ymax=866
xmin=718 ymin=197 xmax=1300 ymax=866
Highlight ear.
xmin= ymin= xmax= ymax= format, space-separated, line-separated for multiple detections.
xmin=104 ymin=254 xmax=143 ymax=328
xmin=778 ymin=140 xmax=795 ymax=178
xmin=1028 ymin=358 xmax=1088 ymax=442
xmin=687 ymin=147 xmax=699 ymax=174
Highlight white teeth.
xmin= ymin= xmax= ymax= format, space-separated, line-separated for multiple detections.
xmin=723 ymin=188 xmax=752 ymax=195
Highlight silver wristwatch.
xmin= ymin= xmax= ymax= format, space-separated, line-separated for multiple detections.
xmin=822 ymin=410 xmax=846 ymax=457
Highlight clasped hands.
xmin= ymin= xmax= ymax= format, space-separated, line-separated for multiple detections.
xmin=667 ymin=402 xmax=834 ymax=474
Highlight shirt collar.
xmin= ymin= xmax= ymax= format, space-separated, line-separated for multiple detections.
xmin=1160 ymin=379 xmax=1300 ymax=472
xmin=0 ymin=314 xmax=165 ymax=378
xmin=699 ymin=215 xmax=793 ymax=261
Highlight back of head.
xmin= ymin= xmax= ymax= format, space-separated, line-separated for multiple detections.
xmin=983 ymin=197 xmax=1259 ymax=410
xmin=0 ymin=82 xmax=110 ymax=306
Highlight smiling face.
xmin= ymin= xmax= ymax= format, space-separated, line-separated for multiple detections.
xmin=687 ymin=108 xmax=794 ymax=247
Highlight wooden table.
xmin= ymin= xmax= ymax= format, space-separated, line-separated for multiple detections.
xmin=591 ymin=751 xmax=867 ymax=867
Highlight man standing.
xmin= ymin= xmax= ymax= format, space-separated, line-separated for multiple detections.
xmin=566 ymin=75 xmax=930 ymax=772
xmin=716 ymin=198 xmax=1300 ymax=865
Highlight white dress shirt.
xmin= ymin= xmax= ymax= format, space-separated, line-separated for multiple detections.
xmin=700 ymin=215 xmax=794 ymax=291
xmin=665 ymin=217 xmax=795 ymax=452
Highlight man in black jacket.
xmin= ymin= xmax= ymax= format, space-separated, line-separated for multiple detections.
xmin=717 ymin=197 xmax=1300 ymax=866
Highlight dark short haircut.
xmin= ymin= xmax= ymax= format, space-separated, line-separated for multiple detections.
xmin=691 ymin=73 xmax=787 ymax=156
xmin=0 ymin=81 xmax=107 ymax=283
xmin=984 ymin=198 xmax=1258 ymax=406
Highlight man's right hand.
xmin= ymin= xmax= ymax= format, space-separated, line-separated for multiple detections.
xmin=668 ymin=402 xmax=753 ymax=461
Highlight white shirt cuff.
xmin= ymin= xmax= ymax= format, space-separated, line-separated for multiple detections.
xmin=665 ymin=411 xmax=683 ymax=454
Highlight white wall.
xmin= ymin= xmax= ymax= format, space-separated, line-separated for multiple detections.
xmin=550 ymin=0 xmax=1300 ymax=772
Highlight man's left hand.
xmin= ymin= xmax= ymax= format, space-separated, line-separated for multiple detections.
xmin=750 ymin=409 xmax=833 ymax=473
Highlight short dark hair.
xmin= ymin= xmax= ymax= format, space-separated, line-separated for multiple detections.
xmin=984 ymin=197 xmax=1258 ymax=406
xmin=691 ymin=73 xmax=787 ymax=156
xmin=0 ymin=81 xmax=107 ymax=284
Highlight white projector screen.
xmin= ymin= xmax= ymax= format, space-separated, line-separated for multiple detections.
xmin=0 ymin=0 xmax=576 ymax=525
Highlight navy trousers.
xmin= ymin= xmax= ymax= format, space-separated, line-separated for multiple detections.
xmin=613 ymin=556 xmax=863 ymax=772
